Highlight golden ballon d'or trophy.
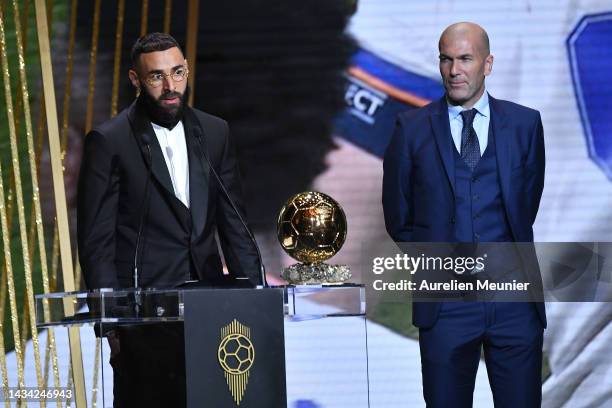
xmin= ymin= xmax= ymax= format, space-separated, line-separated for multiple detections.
xmin=277 ymin=191 xmax=351 ymax=284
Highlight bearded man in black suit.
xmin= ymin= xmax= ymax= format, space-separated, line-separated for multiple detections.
xmin=77 ymin=32 xmax=261 ymax=407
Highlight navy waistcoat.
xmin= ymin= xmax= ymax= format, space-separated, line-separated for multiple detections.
xmin=453 ymin=125 xmax=513 ymax=243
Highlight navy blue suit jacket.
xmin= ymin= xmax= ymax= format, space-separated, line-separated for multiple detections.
xmin=382 ymin=95 xmax=546 ymax=328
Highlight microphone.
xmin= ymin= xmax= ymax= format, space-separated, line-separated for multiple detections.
xmin=133 ymin=132 xmax=153 ymax=312
xmin=192 ymin=126 xmax=268 ymax=288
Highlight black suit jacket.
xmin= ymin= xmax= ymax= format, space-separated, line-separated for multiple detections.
xmin=77 ymin=100 xmax=260 ymax=290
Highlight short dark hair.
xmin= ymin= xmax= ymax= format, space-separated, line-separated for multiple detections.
xmin=131 ymin=32 xmax=183 ymax=67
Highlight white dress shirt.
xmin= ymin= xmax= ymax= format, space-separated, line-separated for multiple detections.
xmin=152 ymin=121 xmax=190 ymax=208
xmin=447 ymin=91 xmax=491 ymax=156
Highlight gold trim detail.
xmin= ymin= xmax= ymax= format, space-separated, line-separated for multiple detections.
xmin=76 ymin=0 xmax=102 ymax=292
xmin=11 ymin=0 xmax=55 ymax=395
xmin=218 ymin=319 xmax=255 ymax=406
xmin=0 ymin=0 xmax=26 ymax=393
xmin=0 ymin=155 xmax=20 ymax=404
xmin=33 ymin=0 xmax=86 ymax=406
xmin=140 ymin=0 xmax=149 ymax=37
xmin=91 ymin=337 xmax=101 ymax=407
xmin=110 ymin=0 xmax=125 ymax=118
xmin=185 ymin=0 xmax=199 ymax=107
xmin=163 ymin=0 xmax=172 ymax=34
xmin=85 ymin=0 xmax=101 ymax=134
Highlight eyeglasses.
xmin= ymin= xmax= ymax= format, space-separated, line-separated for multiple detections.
xmin=143 ymin=67 xmax=189 ymax=88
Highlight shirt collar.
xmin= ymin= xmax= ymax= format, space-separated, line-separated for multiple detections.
xmin=152 ymin=120 xmax=183 ymax=133
xmin=447 ymin=90 xmax=490 ymax=120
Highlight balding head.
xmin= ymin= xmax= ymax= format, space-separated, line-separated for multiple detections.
xmin=437 ymin=22 xmax=493 ymax=108
xmin=439 ymin=22 xmax=490 ymax=58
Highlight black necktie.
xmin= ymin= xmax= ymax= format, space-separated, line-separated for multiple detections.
xmin=460 ymin=109 xmax=480 ymax=170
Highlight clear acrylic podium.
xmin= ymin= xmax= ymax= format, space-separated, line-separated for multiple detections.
xmin=36 ymin=284 xmax=368 ymax=407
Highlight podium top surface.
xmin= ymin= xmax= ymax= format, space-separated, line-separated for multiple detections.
xmin=35 ymin=285 xmax=366 ymax=328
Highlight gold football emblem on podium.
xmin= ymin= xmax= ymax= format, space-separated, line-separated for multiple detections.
xmin=218 ymin=333 xmax=255 ymax=375
xmin=277 ymin=191 xmax=350 ymax=284
xmin=218 ymin=320 xmax=255 ymax=405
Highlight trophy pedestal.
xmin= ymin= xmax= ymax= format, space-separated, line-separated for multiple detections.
xmin=281 ymin=262 xmax=351 ymax=285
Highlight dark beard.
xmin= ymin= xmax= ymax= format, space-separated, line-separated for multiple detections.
xmin=138 ymin=86 xmax=190 ymax=129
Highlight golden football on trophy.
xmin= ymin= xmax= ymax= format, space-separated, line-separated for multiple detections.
xmin=277 ymin=191 xmax=350 ymax=284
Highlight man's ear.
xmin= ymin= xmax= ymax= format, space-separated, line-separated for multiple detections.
xmin=128 ymin=69 xmax=140 ymax=89
xmin=484 ymin=54 xmax=494 ymax=76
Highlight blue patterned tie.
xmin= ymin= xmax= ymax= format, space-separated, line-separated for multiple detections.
xmin=460 ymin=109 xmax=480 ymax=170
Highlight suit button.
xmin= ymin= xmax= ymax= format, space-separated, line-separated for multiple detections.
xmin=472 ymin=177 xmax=478 ymax=182
xmin=473 ymin=214 xmax=479 ymax=220
xmin=450 ymin=217 xmax=456 ymax=224
xmin=473 ymin=194 xmax=480 ymax=201
xmin=474 ymin=233 xmax=480 ymax=240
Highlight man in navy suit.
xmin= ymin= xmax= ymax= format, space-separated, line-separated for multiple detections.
xmin=382 ymin=22 xmax=545 ymax=407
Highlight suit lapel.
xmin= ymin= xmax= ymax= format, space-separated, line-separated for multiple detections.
xmin=430 ymin=97 xmax=456 ymax=194
xmin=184 ymin=108 xmax=210 ymax=240
xmin=128 ymin=101 xmax=176 ymax=198
xmin=490 ymin=96 xmax=512 ymax=212
xmin=128 ymin=100 xmax=191 ymax=232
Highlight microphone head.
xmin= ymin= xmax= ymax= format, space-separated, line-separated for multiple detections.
xmin=141 ymin=132 xmax=152 ymax=146
xmin=193 ymin=126 xmax=203 ymax=140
